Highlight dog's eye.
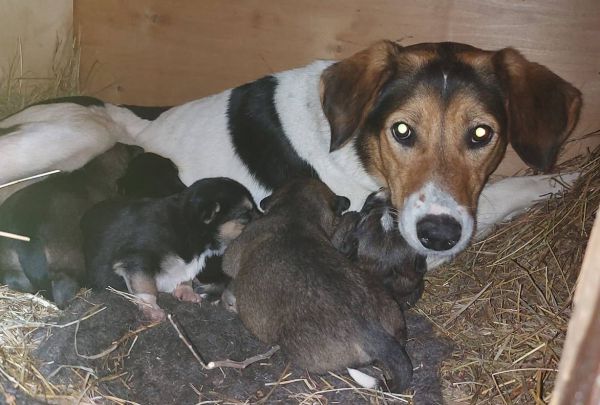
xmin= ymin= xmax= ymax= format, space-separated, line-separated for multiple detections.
xmin=469 ymin=125 xmax=494 ymax=147
xmin=391 ymin=121 xmax=414 ymax=145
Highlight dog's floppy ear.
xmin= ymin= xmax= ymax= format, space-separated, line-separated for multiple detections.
xmin=320 ymin=40 xmax=402 ymax=152
xmin=493 ymin=48 xmax=582 ymax=172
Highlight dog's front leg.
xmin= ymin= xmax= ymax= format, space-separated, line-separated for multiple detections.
xmin=475 ymin=172 xmax=579 ymax=240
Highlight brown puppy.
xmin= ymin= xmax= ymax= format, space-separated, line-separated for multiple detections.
xmin=222 ymin=178 xmax=413 ymax=392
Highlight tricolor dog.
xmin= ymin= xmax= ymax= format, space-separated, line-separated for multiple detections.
xmin=0 ymin=41 xmax=581 ymax=263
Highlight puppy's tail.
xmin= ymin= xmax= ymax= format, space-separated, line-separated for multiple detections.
xmin=0 ymin=100 xmax=151 ymax=187
xmin=351 ymin=325 xmax=413 ymax=393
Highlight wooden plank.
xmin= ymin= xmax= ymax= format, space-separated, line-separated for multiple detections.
xmin=74 ymin=0 xmax=600 ymax=175
xmin=551 ymin=207 xmax=600 ymax=405
xmin=0 ymin=0 xmax=73 ymax=80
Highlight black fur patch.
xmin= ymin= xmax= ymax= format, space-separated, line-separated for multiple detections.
xmin=122 ymin=105 xmax=172 ymax=121
xmin=34 ymin=96 xmax=105 ymax=108
xmin=0 ymin=124 xmax=20 ymax=136
xmin=34 ymin=96 xmax=171 ymax=121
xmin=227 ymin=76 xmax=319 ymax=190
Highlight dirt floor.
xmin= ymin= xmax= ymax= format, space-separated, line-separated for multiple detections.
xmin=9 ymin=289 xmax=453 ymax=404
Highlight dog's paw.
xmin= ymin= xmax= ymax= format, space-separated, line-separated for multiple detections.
xmin=141 ymin=306 xmax=166 ymax=322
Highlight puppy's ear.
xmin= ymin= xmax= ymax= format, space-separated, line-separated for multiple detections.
xmin=259 ymin=195 xmax=273 ymax=212
xmin=493 ymin=48 xmax=582 ymax=172
xmin=334 ymin=196 xmax=351 ymax=215
xmin=320 ymin=40 xmax=402 ymax=152
xmin=201 ymin=201 xmax=221 ymax=224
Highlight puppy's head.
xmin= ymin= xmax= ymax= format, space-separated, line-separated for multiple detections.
xmin=355 ymin=189 xmax=414 ymax=261
xmin=260 ymin=178 xmax=350 ymax=235
xmin=118 ymin=152 xmax=186 ymax=198
xmin=183 ymin=177 xmax=259 ymax=248
xmin=321 ymin=41 xmax=581 ymax=256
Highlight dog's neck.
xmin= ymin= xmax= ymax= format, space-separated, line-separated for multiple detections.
xmin=273 ymin=61 xmax=381 ymax=211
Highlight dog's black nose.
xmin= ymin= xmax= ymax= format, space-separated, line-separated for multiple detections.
xmin=416 ymin=215 xmax=462 ymax=251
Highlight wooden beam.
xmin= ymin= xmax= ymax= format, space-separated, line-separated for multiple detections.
xmin=551 ymin=207 xmax=600 ymax=405
xmin=74 ymin=0 xmax=600 ymax=175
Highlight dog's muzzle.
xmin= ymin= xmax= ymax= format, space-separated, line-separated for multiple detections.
xmin=399 ymin=182 xmax=474 ymax=257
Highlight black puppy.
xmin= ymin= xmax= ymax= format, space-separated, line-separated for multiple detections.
xmin=0 ymin=143 xmax=140 ymax=307
xmin=335 ymin=190 xmax=427 ymax=309
xmin=117 ymin=152 xmax=186 ymax=198
xmin=222 ymin=178 xmax=413 ymax=392
xmin=82 ymin=177 xmax=258 ymax=321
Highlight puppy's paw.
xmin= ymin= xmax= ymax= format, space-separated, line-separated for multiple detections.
xmin=142 ymin=306 xmax=166 ymax=322
xmin=173 ymin=284 xmax=203 ymax=303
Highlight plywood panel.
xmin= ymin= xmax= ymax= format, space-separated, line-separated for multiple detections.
xmin=0 ymin=0 xmax=73 ymax=80
xmin=75 ymin=0 xmax=600 ymax=174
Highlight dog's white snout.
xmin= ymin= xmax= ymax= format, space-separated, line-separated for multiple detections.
xmin=399 ymin=182 xmax=474 ymax=257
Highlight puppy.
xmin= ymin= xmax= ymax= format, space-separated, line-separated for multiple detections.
xmin=335 ymin=190 xmax=427 ymax=309
xmin=116 ymin=152 xmax=186 ymax=198
xmin=82 ymin=177 xmax=258 ymax=321
xmin=0 ymin=143 xmax=140 ymax=307
xmin=222 ymin=178 xmax=413 ymax=392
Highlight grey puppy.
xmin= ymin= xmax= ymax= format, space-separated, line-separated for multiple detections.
xmin=222 ymin=178 xmax=413 ymax=392
xmin=333 ymin=190 xmax=427 ymax=309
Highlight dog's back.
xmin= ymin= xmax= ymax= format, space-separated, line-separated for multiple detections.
xmin=223 ymin=178 xmax=413 ymax=392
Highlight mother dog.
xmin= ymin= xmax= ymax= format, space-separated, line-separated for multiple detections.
xmin=0 ymin=41 xmax=581 ymax=262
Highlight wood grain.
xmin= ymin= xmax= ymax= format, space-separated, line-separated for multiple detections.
xmin=74 ymin=0 xmax=600 ymax=174
xmin=551 ymin=210 xmax=600 ymax=405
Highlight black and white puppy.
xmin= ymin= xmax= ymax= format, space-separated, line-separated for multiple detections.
xmin=0 ymin=143 xmax=140 ymax=307
xmin=82 ymin=177 xmax=258 ymax=321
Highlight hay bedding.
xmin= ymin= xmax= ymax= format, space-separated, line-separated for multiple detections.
xmin=1 ymin=289 xmax=451 ymax=404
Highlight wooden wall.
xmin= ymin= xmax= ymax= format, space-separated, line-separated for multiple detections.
xmin=0 ymin=0 xmax=72 ymax=80
xmin=75 ymin=0 xmax=600 ymax=175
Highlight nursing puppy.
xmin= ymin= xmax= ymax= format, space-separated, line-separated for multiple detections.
xmin=82 ymin=177 xmax=258 ymax=321
xmin=0 ymin=41 xmax=582 ymax=266
xmin=117 ymin=152 xmax=186 ymax=198
xmin=222 ymin=178 xmax=413 ymax=392
xmin=336 ymin=190 xmax=427 ymax=309
xmin=0 ymin=143 xmax=139 ymax=307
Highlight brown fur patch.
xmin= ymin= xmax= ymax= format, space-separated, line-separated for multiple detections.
xmin=322 ymin=40 xmax=581 ymax=214
xmin=365 ymin=84 xmax=505 ymax=213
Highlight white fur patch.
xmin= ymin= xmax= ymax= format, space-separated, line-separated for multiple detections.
xmin=380 ymin=208 xmax=394 ymax=232
xmin=399 ymin=182 xmax=474 ymax=257
xmin=0 ymin=102 xmax=150 ymax=186
xmin=155 ymin=249 xmax=222 ymax=293
xmin=273 ymin=62 xmax=381 ymax=211
xmin=132 ymin=92 xmax=271 ymax=203
xmin=347 ymin=368 xmax=379 ymax=389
